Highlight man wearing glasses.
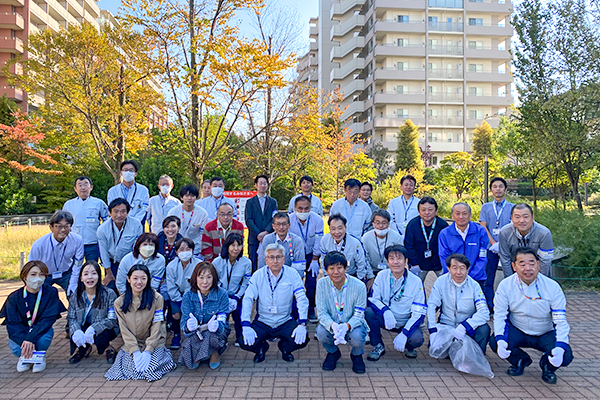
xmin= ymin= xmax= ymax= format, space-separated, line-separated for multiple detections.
xmin=106 ymin=160 xmax=150 ymax=224
xmin=257 ymin=212 xmax=306 ymax=277
xmin=201 ymin=203 xmax=244 ymax=262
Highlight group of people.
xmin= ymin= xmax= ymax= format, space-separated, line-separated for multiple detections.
xmin=0 ymin=160 xmax=572 ymax=385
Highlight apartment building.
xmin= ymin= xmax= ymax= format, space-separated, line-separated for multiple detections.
xmin=303 ymin=0 xmax=514 ymax=167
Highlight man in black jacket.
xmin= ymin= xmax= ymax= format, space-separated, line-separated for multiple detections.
xmin=245 ymin=175 xmax=279 ymax=272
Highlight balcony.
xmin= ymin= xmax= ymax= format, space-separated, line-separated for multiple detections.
xmin=331 ymin=0 xmax=365 ymax=18
xmin=375 ymin=20 xmax=426 ymax=35
xmin=428 ymin=141 xmax=466 ymax=152
xmin=310 ymin=41 xmax=318 ymax=51
xmin=465 ymin=94 xmax=514 ymax=106
xmin=330 ymin=36 xmax=364 ymax=61
xmin=374 ymin=116 xmax=426 ymax=128
xmin=428 ymin=44 xmax=463 ymax=56
xmin=465 ymin=70 xmax=512 ymax=83
xmin=465 ymin=47 xmax=510 ymax=60
xmin=374 ymin=0 xmax=427 ymax=12
xmin=465 ymin=23 xmax=512 ymax=37
xmin=0 ymin=85 xmax=24 ymax=102
xmin=330 ymin=15 xmax=365 ymax=40
xmin=428 ymin=69 xmax=464 ymax=79
xmin=0 ymin=36 xmax=23 ymax=53
xmin=428 ymin=92 xmax=464 ymax=103
xmin=428 ymin=116 xmax=464 ymax=126
xmin=374 ymin=43 xmax=426 ymax=58
xmin=0 ymin=13 xmax=24 ymax=30
xmin=466 ymin=118 xmax=500 ymax=129
xmin=374 ymin=91 xmax=427 ymax=105
xmin=330 ymin=58 xmax=364 ymax=82
xmin=429 ymin=0 xmax=463 ymax=8
xmin=310 ymin=25 xmax=318 ymax=38
xmin=465 ymin=0 xmax=512 ymax=14
xmin=428 ymin=21 xmax=464 ymax=33
xmin=0 ymin=0 xmax=24 ymax=6
xmin=374 ymin=67 xmax=426 ymax=81
xmin=339 ymin=79 xmax=365 ymax=98
xmin=347 ymin=122 xmax=365 ymax=135
xmin=342 ymin=101 xmax=365 ymax=120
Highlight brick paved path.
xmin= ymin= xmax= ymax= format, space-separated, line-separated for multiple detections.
xmin=1 ymin=277 xmax=600 ymax=400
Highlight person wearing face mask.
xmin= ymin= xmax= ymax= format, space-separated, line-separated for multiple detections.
xmin=245 ymin=175 xmax=278 ymax=272
xmin=63 ymin=176 xmax=109 ymax=262
xmin=148 ymin=175 xmax=181 ymax=235
xmin=201 ymin=203 xmax=244 ymax=262
xmin=167 ymin=185 xmax=209 ymax=256
xmin=67 ymin=261 xmax=119 ymax=364
xmin=427 ymin=254 xmax=490 ymax=355
xmin=105 ymin=265 xmax=176 ymax=382
xmin=107 ymin=160 xmax=150 ymax=224
xmin=387 ymin=175 xmax=420 ymax=242
xmin=116 ymin=233 xmax=165 ymax=295
xmin=359 ymin=182 xmax=379 ymax=232
xmin=212 ymin=233 xmax=252 ymax=341
xmin=196 ymin=176 xmax=237 ymax=221
xmin=165 ymin=238 xmax=200 ymax=350
xmin=329 ymin=178 xmax=373 ymax=239
xmin=179 ymin=262 xmax=230 ymax=369
xmin=1 ymin=261 xmax=66 ymax=373
xmin=361 ymin=210 xmax=403 ymax=278
xmin=257 ymin=212 xmax=306 ymax=276
xmin=287 ymin=175 xmax=324 ymax=216
xmin=289 ymin=196 xmax=324 ymax=323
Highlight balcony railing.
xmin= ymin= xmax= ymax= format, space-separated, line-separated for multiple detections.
xmin=428 ymin=92 xmax=464 ymax=102
xmin=428 ymin=69 xmax=464 ymax=78
xmin=428 ymin=44 xmax=464 ymax=55
xmin=429 ymin=0 xmax=463 ymax=8
xmin=428 ymin=116 xmax=464 ymax=126
xmin=428 ymin=21 xmax=464 ymax=32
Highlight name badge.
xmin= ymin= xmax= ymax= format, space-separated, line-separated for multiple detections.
xmin=492 ymin=229 xmax=500 ymax=235
xmin=52 ymin=271 xmax=62 ymax=280
xmin=86 ymin=217 xmax=97 ymax=224
xmin=479 ymin=248 xmax=487 ymax=258
xmin=377 ymin=263 xmax=387 ymax=270
xmin=424 ymin=250 xmax=432 ymax=258
xmin=20 ymin=351 xmax=46 ymax=364
xmin=267 ymin=306 xmax=278 ymax=314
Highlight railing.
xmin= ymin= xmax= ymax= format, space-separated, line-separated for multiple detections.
xmin=428 ymin=21 xmax=464 ymax=32
xmin=428 ymin=116 xmax=464 ymax=126
xmin=428 ymin=69 xmax=464 ymax=78
xmin=429 ymin=0 xmax=463 ymax=8
xmin=428 ymin=92 xmax=463 ymax=102
xmin=428 ymin=44 xmax=464 ymax=55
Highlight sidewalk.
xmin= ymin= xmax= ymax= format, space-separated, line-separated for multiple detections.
xmin=1 ymin=278 xmax=599 ymax=400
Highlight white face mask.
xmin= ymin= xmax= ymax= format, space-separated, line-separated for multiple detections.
xmin=160 ymin=185 xmax=171 ymax=195
xmin=122 ymin=171 xmax=135 ymax=183
xmin=178 ymin=251 xmax=193 ymax=262
xmin=139 ymin=245 xmax=155 ymax=258
xmin=374 ymin=228 xmax=389 ymax=236
xmin=296 ymin=211 xmax=310 ymax=221
xmin=26 ymin=276 xmax=45 ymax=290
xmin=211 ymin=187 xmax=224 ymax=198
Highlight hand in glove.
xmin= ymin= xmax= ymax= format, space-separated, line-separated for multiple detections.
xmin=132 ymin=351 xmax=143 ymax=371
xmin=490 ymin=242 xmax=500 ymax=254
xmin=308 ymin=259 xmax=320 ymax=278
xmin=84 ymin=326 xmax=95 ymax=344
xmin=228 ymin=298 xmax=238 ymax=313
xmin=136 ymin=351 xmax=151 ymax=372
xmin=383 ymin=310 xmax=397 ymax=330
xmin=72 ymin=329 xmax=85 ymax=348
xmin=453 ymin=324 xmax=466 ymax=341
xmin=393 ymin=332 xmax=407 ymax=352
xmin=291 ymin=324 xmax=308 ymax=345
xmin=333 ymin=323 xmax=348 ymax=345
xmin=242 ymin=326 xmax=257 ymax=346
xmin=548 ymin=347 xmax=565 ymax=368
xmin=207 ymin=315 xmax=219 ymax=333
xmin=186 ymin=313 xmax=198 ymax=332
xmin=497 ymin=340 xmax=511 ymax=359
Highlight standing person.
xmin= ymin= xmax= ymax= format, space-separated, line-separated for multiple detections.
xmin=201 ymin=203 xmax=244 ymax=262
xmin=438 ymin=203 xmax=489 ymax=286
xmin=316 ymin=252 xmax=368 ymax=374
xmin=0 ymin=261 xmax=66 ymax=373
xmin=28 ymin=210 xmax=84 ymax=296
xmin=200 ymin=179 xmax=211 ymax=199
xmin=289 ymin=195 xmax=324 ymax=322
xmin=107 ymin=160 xmax=150 ymax=224
xmin=404 ymin=197 xmax=449 ymax=282
xmin=387 ymin=175 xmax=420 ymax=242
xmin=105 ymin=265 xmax=177 ymax=382
xmin=257 ymin=212 xmax=306 ymax=276
xmin=63 ymin=176 xmax=109 ymax=262
xmin=479 ymin=177 xmax=514 ymax=311
xmin=148 ymin=175 xmax=181 ymax=235
xmin=360 ymin=182 xmax=379 ymax=232
xmin=97 ymin=199 xmax=144 ymax=292
xmin=329 ymin=179 xmax=373 ymax=239
xmin=361 ymin=210 xmax=403 ymax=277
xmin=196 ymin=176 xmax=237 ymax=220
xmin=245 ymin=175 xmax=278 ymax=271
xmin=491 ymin=248 xmax=573 ymax=384
xmin=498 ymin=203 xmax=554 ymax=277
xmin=287 ymin=175 xmax=323 ymax=216
xmin=116 ymin=233 xmax=165 ymax=295
xmin=167 ymin=185 xmax=209 ymax=256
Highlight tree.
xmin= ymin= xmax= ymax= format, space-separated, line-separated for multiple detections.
xmin=372 ymin=168 xmax=434 ymax=209
xmin=436 ymin=152 xmax=482 ymax=200
xmin=395 ymin=119 xmax=423 ymax=171
xmin=368 ymin=141 xmax=389 ymax=184
xmin=472 ymin=121 xmax=494 ymax=160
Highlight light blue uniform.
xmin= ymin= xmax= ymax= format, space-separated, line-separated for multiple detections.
xmin=148 ymin=194 xmax=181 ymax=234
xmin=287 ymin=194 xmax=323 ymax=216
xmin=329 ymin=198 xmax=372 ymax=239
xmin=62 ymin=196 xmax=108 ymax=245
xmin=257 ymin=232 xmax=306 ymax=276
xmin=107 ymin=182 xmax=150 ymax=222
xmin=196 ymin=195 xmax=237 ymax=221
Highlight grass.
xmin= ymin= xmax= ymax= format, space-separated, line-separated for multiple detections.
xmin=0 ymin=224 xmax=49 ymax=280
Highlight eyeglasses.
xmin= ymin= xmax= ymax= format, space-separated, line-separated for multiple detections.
xmin=218 ymin=212 xmax=234 ymax=217
xmin=122 ymin=168 xmax=136 ymax=173
xmin=266 ymin=255 xmax=285 ymax=261
xmin=273 ymin=222 xmax=289 ymax=227
xmin=53 ymin=224 xmax=71 ymax=231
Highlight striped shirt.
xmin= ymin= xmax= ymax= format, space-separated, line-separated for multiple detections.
xmin=200 ymin=219 xmax=244 ymax=262
xmin=316 ymin=274 xmax=369 ymax=334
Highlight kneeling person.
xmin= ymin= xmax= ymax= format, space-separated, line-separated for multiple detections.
xmin=366 ymin=245 xmax=426 ymax=360
xmin=316 ymin=251 xmax=368 ymax=374
xmin=238 ymin=243 xmax=309 ymax=363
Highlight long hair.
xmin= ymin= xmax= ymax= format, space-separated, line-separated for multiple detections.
xmin=121 ymin=264 xmax=154 ymax=313
xmin=76 ymin=260 xmax=106 ymax=309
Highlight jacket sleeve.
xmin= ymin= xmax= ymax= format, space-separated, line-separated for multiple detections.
xmin=493 ymin=280 xmax=511 ymax=341
xmin=316 ymin=278 xmax=335 ymax=333
xmin=100 ymin=200 xmax=109 ymax=222
xmin=180 ymin=292 xmax=196 ymax=337
xmin=67 ymin=292 xmax=82 ymax=336
xmin=257 ymin=240 xmax=266 ymax=269
xmin=266 ymin=199 xmax=277 ymax=234
xmin=115 ymin=298 xmax=140 ymax=354
xmin=287 ymin=197 xmax=295 ymax=214
xmin=367 ymin=272 xmax=389 ymax=316
xmin=292 ymin=271 xmax=309 ymax=324
xmin=91 ymin=288 xmax=118 ymax=334
xmin=387 ymin=200 xmax=399 ymax=234
xmin=362 ymin=206 xmax=373 ymax=236
xmin=550 ymin=283 xmax=570 ymax=347
xmin=401 ymin=283 xmax=427 ymax=339
xmin=200 ymin=230 xmax=213 ymax=261
xmin=116 ymin=256 xmax=129 ymax=295
xmin=427 ymin=281 xmax=442 ymax=331
xmin=144 ymin=293 xmax=165 ymax=354
xmin=355 ymin=242 xmax=369 ymax=280
xmin=216 ymin=290 xmax=230 ymax=331
xmin=97 ymin=227 xmax=111 ymax=269
xmin=462 ymin=282 xmax=490 ymax=334
xmin=498 ymin=229 xmax=513 ymax=277
xmin=67 ymin=238 xmax=85 ymax=294
xmin=404 ymin=223 xmax=419 ymax=266
xmin=538 ymin=231 xmax=555 ymax=276
xmin=312 ymin=218 xmax=324 ymax=257
xmin=3 ymin=292 xmax=31 ymax=345
xmin=292 ymin=239 xmax=306 ymax=276
xmin=234 ymin=259 xmax=252 ymax=299
xmin=347 ymin=281 xmax=367 ymax=331
xmin=24 ymin=288 xmax=65 ymax=344
xmin=438 ymin=229 xmax=451 ymax=273
xmin=245 ymin=199 xmax=260 ymax=238
xmin=241 ymin=272 xmax=259 ymax=325
xmin=473 ymin=228 xmax=489 ymax=274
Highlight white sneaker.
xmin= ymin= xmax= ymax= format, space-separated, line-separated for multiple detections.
xmin=17 ymin=359 xmax=31 ymax=372
xmin=32 ymin=359 xmax=46 ymax=373
xmin=234 ymin=342 xmax=240 ymax=347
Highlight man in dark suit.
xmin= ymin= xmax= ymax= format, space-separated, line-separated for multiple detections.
xmin=245 ymin=175 xmax=279 ymax=272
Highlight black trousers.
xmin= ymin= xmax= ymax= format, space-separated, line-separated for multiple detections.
xmin=237 ymin=319 xmax=309 ymax=355
xmin=70 ymin=321 xmax=118 ymax=355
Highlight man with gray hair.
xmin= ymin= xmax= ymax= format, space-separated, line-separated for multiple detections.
xmin=238 ymin=243 xmax=310 ymax=363
xmin=437 ymin=202 xmax=489 ymax=286
xmin=148 ymin=174 xmax=181 ymax=234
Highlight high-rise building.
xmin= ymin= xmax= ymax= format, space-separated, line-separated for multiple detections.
xmin=305 ymin=0 xmax=513 ymax=167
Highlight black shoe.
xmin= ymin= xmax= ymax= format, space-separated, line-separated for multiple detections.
xmin=351 ymin=354 xmax=366 ymax=374
xmin=254 ymin=343 xmax=269 ymax=363
xmin=281 ymin=351 xmax=294 ymax=362
xmin=105 ymin=347 xmax=116 ymax=364
xmin=69 ymin=345 xmax=92 ymax=364
xmin=507 ymin=358 xmax=532 ymax=377
xmin=322 ymin=350 xmax=341 ymax=371
xmin=541 ymin=362 xmax=557 ymax=384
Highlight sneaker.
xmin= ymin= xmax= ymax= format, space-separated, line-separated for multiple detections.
xmin=105 ymin=347 xmax=116 ymax=364
xmin=234 ymin=342 xmax=240 ymax=347
xmin=350 ymin=354 xmax=366 ymax=374
xmin=405 ymin=348 xmax=418 ymax=359
xmin=322 ymin=350 xmax=341 ymax=371
xmin=32 ymin=358 xmax=46 ymax=373
xmin=17 ymin=359 xmax=31 ymax=372
xmin=367 ymin=343 xmax=386 ymax=361
xmin=170 ymin=334 xmax=181 ymax=350
xmin=69 ymin=345 xmax=92 ymax=364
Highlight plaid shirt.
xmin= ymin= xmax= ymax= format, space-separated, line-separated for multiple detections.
xmin=67 ymin=286 xmax=118 ymax=336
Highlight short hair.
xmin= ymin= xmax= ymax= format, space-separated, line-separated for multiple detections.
xmin=220 ymin=233 xmax=244 ymax=260
xmin=49 ymin=210 xmax=74 ymax=226
xmin=490 ymin=177 xmax=507 ymax=189
xmin=324 ymin=251 xmax=348 ymax=270
xmin=272 ymin=212 xmax=290 ymax=223
xmin=217 ymin=203 xmax=234 ymax=213
xmin=512 ymin=246 xmax=540 ymax=263
xmin=294 ymin=195 xmax=311 ymax=206
xmin=108 ymin=198 xmax=131 ymax=213
xmin=158 ymin=174 xmax=173 ymax=184
xmin=299 ymin=175 xmax=313 ymax=186
xmin=371 ymin=209 xmax=391 ymax=223
xmin=400 ymin=175 xmax=417 ymax=185
xmin=511 ymin=203 xmax=534 ymax=216
xmin=418 ymin=197 xmax=438 ymax=210
xmin=264 ymin=242 xmax=285 ymax=257
xmin=210 ymin=176 xmax=225 ymax=185
xmin=179 ymin=184 xmax=199 ymax=198
xmin=20 ymin=260 xmax=48 ymax=282
xmin=328 ymin=214 xmax=347 ymax=226
xmin=446 ymin=253 xmax=471 ymax=269
xmin=254 ymin=175 xmax=269 ymax=184
xmin=343 ymin=178 xmax=361 ymax=189
xmin=133 ymin=233 xmax=159 ymax=258
xmin=162 ymin=215 xmax=181 ymax=229
xmin=74 ymin=176 xmax=93 ymax=186
xmin=189 ymin=262 xmax=219 ymax=293
xmin=120 ymin=160 xmax=139 ymax=172
xmin=360 ymin=181 xmax=373 ymax=191
xmin=384 ymin=244 xmax=408 ymax=260
xmin=201 ymin=179 xmax=211 ymax=186
xmin=174 ymin=237 xmax=195 ymax=252
xmin=451 ymin=202 xmax=471 ymax=214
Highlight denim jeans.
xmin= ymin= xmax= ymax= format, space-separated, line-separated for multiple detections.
xmin=315 ymin=323 xmax=367 ymax=356
xmin=365 ymin=306 xmax=424 ymax=350
xmin=9 ymin=328 xmax=54 ymax=357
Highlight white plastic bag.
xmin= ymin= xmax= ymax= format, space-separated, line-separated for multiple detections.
xmin=429 ymin=325 xmax=455 ymax=359
xmin=448 ymin=335 xmax=494 ymax=379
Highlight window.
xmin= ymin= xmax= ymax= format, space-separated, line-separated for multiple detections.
xmin=468 ymin=41 xmax=484 ymax=49
xmin=468 ymin=87 xmax=483 ymax=96
xmin=468 ymin=18 xmax=483 ymax=26
xmin=428 ymin=109 xmax=438 ymax=117
xmin=428 ymin=16 xmax=438 ymax=27
xmin=396 ymin=62 xmax=406 ymax=70
xmin=396 ymin=109 xmax=408 ymax=118
xmin=397 ymin=15 xmax=409 ymax=23
xmin=398 ymin=38 xmax=408 ymax=47
xmin=469 ymin=110 xmax=483 ymax=119
xmin=432 ymin=156 xmax=438 ymax=165
xmin=395 ymin=85 xmax=405 ymax=94
xmin=428 ymin=86 xmax=438 ymax=94
xmin=468 ymin=64 xmax=483 ymax=72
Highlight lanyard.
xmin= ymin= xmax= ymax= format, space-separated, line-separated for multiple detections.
xmin=331 ymin=276 xmax=348 ymax=320
xmin=111 ymin=219 xmax=127 ymax=248
xmin=376 ymin=234 xmax=388 ymax=262
xmin=182 ymin=209 xmax=194 ymax=233
xmin=121 ymin=183 xmax=138 ymax=203
xmin=334 ymin=235 xmax=347 ymax=253
xmin=83 ymin=294 xmax=95 ymax=321
xmin=344 ymin=199 xmax=358 ymax=223
xmin=389 ymin=271 xmax=407 ymax=304
xmin=402 ymin=196 xmax=415 ymax=222
xmin=420 ymin=218 xmax=437 ymax=250
xmin=493 ymin=200 xmax=506 ymax=227
xmin=267 ymin=268 xmax=284 ymax=299
xmin=214 ymin=196 xmax=223 ymax=213
xmin=217 ymin=226 xmax=229 ymax=247
xmin=226 ymin=259 xmax=235 ymax=288
xmin=297 ymin=216 xmax=311 ymax=243
xmin=278 ymin=234 xmax=294 ymax=262
xmin=517 ymin=276 xmax=542 ymax=300
xmin=197 ymin=292 xmax=204 ymax=311
xmin=23 ymin=286 xmax=42 ymax=328
xmin=49 ymin=236 xmax=68 ymax=273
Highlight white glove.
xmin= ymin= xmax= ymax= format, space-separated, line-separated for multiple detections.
xmin=497 ymin=340 xmax=511 ymax=359
xmin=136 ymin=351 xmax=151 ymax=372
xmin=72 ymin=329 xmax=85 ymax=348
xmin=333 ymin=323 xmax=348 ymax=345
xmin=383 ymin=310 xmax=397 ymax=330
xmin=132 ymin=351 xmax=143 ymax=371
xmin=393 ymin=332 xmax=407 ymax=352
xmin=228 ymin=298 xmax=238 ymax=312
xmin=490 ymin=242 xmax=500 ymax=254
xmin=453 ymin=324 xmax=466 ymax=341
xmin=291 ymin=324 xmax=308 ymax=345
xmin=548 ymin=347 xmax=565 ymax=368
xmin=308 ymin=259 xmax=320 ymax=278
xmin=186 ymin=313 xmax=198 ymax=332
xmin=207 ymin=315 xmax=219 ymax=333
xmin=242 ymin=326 xmax=257 ymax=346
xmin=84 ymin=326 xmax=95 ymax=344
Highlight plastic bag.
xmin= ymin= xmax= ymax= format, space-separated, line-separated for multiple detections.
xmin=448 ymin=335 xmax=494 ymax=379
xmin=429 ymin=325 xmax=455 ymax=359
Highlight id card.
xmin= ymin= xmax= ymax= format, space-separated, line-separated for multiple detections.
xmin=267 ymin=306 xmax=278 ymax=314
xmin=492 ymin=229 xmax=500 ymax=236
xmin=52 ymin=271 xmax=62 ymax=280
xmin=403 ymin=221 xmax=408 ymax=228
xmin=86 ymin=217 xmax=97 ymax=224
xmin=20 ymin=351 xmax=46 ymax=364
xmin=424 ymin=250 xmax=432 ymax=258
xmin=377 ymin=263 xmax=387 ymax=270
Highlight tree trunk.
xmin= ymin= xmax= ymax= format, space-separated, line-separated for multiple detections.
xmin=564 ymin=163 xmax=583 ymax=212
xmin=189 ymin=0 xmax=200 ymax=188
xmin=531 ymin=177 xmax=537 ymax=213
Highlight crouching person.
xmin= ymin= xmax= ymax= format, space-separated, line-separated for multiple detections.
xmin=238 ymin=243 xmax=310 ymax=363
xmin=316 ymin=251 xmax=368 ymax=374
xmin=428 ymin=254 xmax=490 ymax=354
xmin=365 ymin=245 xmax=426 ymax=360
